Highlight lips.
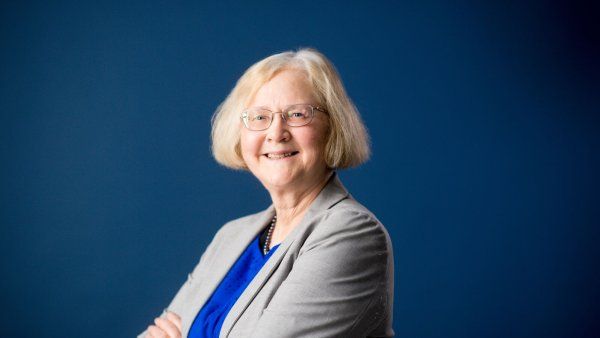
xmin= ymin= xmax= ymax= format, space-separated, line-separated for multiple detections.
xmin=264 ymin=151 xmax=299 ymax=159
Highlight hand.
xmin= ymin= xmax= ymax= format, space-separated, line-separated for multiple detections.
xmin=147 ymin=311 xmax=182 ymax=338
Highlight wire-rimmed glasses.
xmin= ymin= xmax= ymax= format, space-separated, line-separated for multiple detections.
xmin=241 ymin=104 xmax=327 ymax=131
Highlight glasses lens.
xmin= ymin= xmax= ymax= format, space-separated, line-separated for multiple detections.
xmin=245 ymin=109 xmax=272 ymax=130
xmin=284 ymin=105 xmax=313 ymax=126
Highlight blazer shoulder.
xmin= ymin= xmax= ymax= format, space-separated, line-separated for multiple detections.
xmin=304 ymin=198 xmax=393 ymax=256
xmin=323 ymin=197 xmax=388 ymax=235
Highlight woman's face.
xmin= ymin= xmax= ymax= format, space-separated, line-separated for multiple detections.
xmin=240 ymin=69 xmax=330 ymax=193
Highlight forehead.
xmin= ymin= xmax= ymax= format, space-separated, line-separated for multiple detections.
xmin=248 ymin=69 xmax=317 ymax=108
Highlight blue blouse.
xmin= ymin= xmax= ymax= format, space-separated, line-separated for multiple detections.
xmin=188 ymin=233 xmax=280 ymax=338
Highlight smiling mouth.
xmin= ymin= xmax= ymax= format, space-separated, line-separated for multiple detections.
xmin=264 ymin=151 xmax=299 ymax=159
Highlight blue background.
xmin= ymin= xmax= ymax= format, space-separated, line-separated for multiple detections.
xmin=1 ymin=1 xmax=598 ymax=337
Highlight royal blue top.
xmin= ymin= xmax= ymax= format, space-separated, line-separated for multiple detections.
xmin=188 ymin=233 xmax=280 ymax=338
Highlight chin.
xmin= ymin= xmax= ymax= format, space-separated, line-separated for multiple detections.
xmin=260 ymin=173 xmax=301 ymax=190
xmin=264 ymin=177 xmax=295 ymax=189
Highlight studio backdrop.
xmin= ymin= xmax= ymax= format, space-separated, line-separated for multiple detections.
xmin=1 ymin=1 xmax=598 ymax=337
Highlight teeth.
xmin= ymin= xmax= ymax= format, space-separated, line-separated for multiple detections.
xmin=267 ymin=152 xmax=294 ymax=159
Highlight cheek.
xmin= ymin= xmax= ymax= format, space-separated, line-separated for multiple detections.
xmin=299 ymin=130 xmax=328 ymax=157
xmin=241 ymin=135 xmax=267 ymax=169
xmin=240 ymin=131 xmax=259 ymax=153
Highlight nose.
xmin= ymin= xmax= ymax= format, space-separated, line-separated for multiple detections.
xmin=266 ymin=112 xmax=290 ymax=142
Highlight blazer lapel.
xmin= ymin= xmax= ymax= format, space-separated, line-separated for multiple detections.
xmin=180 ymin=205 xmax=275 ymax=336
xmin=219 ymin=172 xmax=350 ymax=338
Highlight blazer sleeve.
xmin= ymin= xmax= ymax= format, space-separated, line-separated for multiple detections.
xmin=250 ymin=209 xmax=393 ymax=338
xmin=136 ymin=225 xmax=227 ymax=338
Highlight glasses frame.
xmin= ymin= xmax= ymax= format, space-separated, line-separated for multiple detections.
xmin=240 ymin=104 xmax=328 ymax=131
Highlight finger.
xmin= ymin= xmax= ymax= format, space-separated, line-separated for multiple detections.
xmin=147 ymin=324 xmax=168 ymax=338
xmin=155 ymin=317 xmax=180 ymax=338
xmin=166 ymin=311 xmax=182 ymax=331
xmin=146 ymin=325 xmax=157 ymax=338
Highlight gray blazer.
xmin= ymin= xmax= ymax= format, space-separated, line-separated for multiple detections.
xmin=138 ymin=173 xmax=394 ymax=337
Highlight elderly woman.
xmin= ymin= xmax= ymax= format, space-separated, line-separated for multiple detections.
xmin=140 ymin=48 xmax=394 ymax=338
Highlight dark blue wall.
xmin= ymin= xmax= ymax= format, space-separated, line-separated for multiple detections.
xmin=1 ymin=1 xmax=598 ymax=337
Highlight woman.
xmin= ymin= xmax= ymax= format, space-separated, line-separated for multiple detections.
xmin=140 ymin=48 xmax=394 ymax=338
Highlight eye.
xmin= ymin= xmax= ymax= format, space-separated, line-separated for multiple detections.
xmin=251 ymin=111 xmax=271 ymax=121
xmin=287 ymin=110 xmax=307 ymax=119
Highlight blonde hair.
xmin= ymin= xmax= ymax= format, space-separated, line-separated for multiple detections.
xmin=211 ymin=48 xmax=370 ymax=169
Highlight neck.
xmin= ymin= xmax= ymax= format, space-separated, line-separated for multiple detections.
xmin=268 ymin=169 xmax=333 ymax=234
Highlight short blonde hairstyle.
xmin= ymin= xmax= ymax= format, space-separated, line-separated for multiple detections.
xmin=211 ymin=48 xmax=370 ymax=170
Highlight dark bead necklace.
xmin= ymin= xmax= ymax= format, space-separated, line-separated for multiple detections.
xmin=262 ymin=214 xmax=277 ymax=255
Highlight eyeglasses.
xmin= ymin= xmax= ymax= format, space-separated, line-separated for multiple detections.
xmin=241 ymin=104 xmax=327 ymax=131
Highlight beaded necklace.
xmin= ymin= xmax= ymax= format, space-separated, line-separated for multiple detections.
xmin=262 ymin=214 xmax=277 ymax=255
